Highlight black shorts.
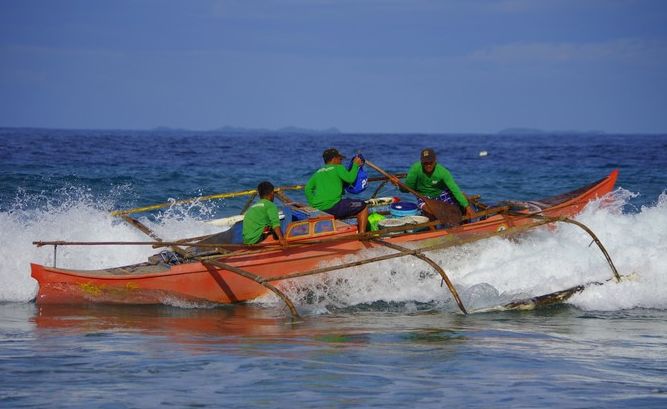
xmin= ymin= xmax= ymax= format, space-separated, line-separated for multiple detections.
xmin=324 ymin=198 xmax=367 ymax=219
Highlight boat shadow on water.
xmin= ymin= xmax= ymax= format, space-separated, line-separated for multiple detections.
xmin=28 ymin=301 xmax=598 ymax=351
xmin=27 ymin=302 xmax=473 ymax=343
xmin=32 ymin=303 xmax=301 ymax=339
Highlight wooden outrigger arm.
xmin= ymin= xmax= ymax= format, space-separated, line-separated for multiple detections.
xmin=370 ymin=239 xmax=468 ymax=314
xmin=202 ymin=259 xmax=301 ymax=320
xmin=507 ymin=212 xmax=622 ymax=282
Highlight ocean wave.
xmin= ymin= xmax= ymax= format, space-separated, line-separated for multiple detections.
xmin=264 ymin=189 xmax=667 ymax=313
xmin=2 ymin=188 xmax=666 ymax=312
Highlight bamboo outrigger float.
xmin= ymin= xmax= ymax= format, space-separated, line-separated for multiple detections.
xmin=31 ymin=167 xmax=623 ymax=318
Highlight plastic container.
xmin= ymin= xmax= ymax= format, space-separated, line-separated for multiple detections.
xmin=378 ymin=218 xmax=408 ymax=230
xmin=389 ymin=202 xmax=419 ymax=217
xmin=404 ymin=215 xmax=429 ymax=225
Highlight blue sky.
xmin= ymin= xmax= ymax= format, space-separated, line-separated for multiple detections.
xmin=1 ymin=0 xmax=666 ymax=133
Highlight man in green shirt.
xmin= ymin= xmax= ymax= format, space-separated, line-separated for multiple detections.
xmin=397 ymin=148 xmax=474 ymax=220
xmin=305 ymin=148 xmax=368 ymax=233
xmin=242 ymin=181 xmax=287 ymax=246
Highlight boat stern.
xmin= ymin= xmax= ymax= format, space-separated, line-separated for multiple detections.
xmin=30 ymin=263 xmax=171 ymax=305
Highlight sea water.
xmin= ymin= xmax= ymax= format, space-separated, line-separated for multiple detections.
xmin=1 ymin=129 xmax=666 ymax=408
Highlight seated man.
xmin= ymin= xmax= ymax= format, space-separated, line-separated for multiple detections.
xmin=242 ymin=181 xmax=287 ymax=246
xmin=305 ymin=148 xmax=368 ymax=233
xmin=400 ymin=148 xmax=474 ymax=220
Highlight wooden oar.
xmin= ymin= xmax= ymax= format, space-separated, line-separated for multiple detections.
xmin=364 ymin=160 xmax=462 ymax=226
xmin=110 ymin=186 xmax=305 ymax=216
xmin=110 ymin=174 xmax=407 ymax=217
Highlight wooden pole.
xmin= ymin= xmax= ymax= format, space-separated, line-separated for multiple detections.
xmin=110 ymin=185 xmax=304 ymax=216
xmin=239 ymin=192 xmax=257 ymax=214
xmin=32 ymin=205 xmax=514 ymax=254
xmin=120 ymin=215 xmax=189 ymax=258
xmin=509 ymin=212 xmax=622 ymax=282
xmin=273 ymin=190 xmax=294 ymax=204
xmin=203 ymin=259 xmax=300 ymax=320
xmin=110 ymin=175 xmax=405 ymax=217
xmin=371 ymin=238 xmax=468 ymax=314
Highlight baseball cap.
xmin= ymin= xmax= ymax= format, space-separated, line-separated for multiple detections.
xmin=323 ymin=148 xmax=345 ymax=162
xmin=420 ymin=148 xmax=436 ymax=163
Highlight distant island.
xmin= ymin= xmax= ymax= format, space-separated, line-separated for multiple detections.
xmin=216 ymin=125 xmax=341 ymax=134
xmin=497 ymin=128 xmax=606 ymax=135
xmin=1 ymin=125 xmax=624 ymax=136
xmin=152 ymin=125 xmax=342 ymax=135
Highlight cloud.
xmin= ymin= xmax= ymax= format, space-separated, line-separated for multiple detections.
xmin=487 ymin=0 xmax=568 ymax=13
xmin=465 ymin=39 xmax=667 ymax=65
xmin=1 ymin=44 xmax=125 ymax=59
xmin=208 ymin=0 xmax=463 ymax=20
xmin=483 ymin=0 xmax=639 ymax=14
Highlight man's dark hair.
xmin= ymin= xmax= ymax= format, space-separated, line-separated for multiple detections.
xmin=257 ymin=181 xmax=275 ymax=198
xmin=322 ymin=148 xmax=344 ymax=163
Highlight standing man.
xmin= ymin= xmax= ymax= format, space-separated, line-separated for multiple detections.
xmin=305 ymin=148 xmax=368 ymax=233
xmin=397 ymin=148 xmax=474 ymax=220
xmin=242 ymin=181 xmax=287 ymax=246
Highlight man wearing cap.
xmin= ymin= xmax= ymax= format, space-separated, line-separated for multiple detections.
xmin=305 ymin=148 xmax=368 ymax=233
xmin=399 ymin=148 xmax=474 ymax=220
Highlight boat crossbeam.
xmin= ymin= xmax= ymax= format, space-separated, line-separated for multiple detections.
xmin=203 ymin=259 xmax=301 ymax=320
xmin=508 ymin=212 xmax=622 ymax=282
xmin=370 ymin=238 xmax=468 ymax=314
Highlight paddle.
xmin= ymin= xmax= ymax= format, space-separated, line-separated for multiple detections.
xmin=364 ymin=160 xmax=462 ymax=226
xmin=110 ymin=175 xmax=406 ymax=217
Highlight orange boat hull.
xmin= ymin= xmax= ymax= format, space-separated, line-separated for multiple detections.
xmin=31 ymin=170 xmax=618 ymax=305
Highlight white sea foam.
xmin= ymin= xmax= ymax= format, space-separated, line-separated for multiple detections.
xmin=0 ymin=189 xmax=221 ymax=302
xmin=268 ymin=188 xmax=667 ymax=312
xmin=2 ymin=188 xmax=666 ymax=312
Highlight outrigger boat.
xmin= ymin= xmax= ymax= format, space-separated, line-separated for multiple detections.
xmin=31 ymin=165 xmax=622 ymax=318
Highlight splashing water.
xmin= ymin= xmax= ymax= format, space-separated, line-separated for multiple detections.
xmin=2 ymin=187 xmax=666 ymax=313
xmin=262 ymin=189 xmax=667 ymax=313
xmin=0 ymin=187 xmax=221 ymax=302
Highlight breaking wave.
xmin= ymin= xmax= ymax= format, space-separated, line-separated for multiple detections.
xmin=0 ymin=186 xmax=221 ymax=302
xmin=1 ymin=187 xmax=666 ymax=313
xmin=268 ymin=188 xmax=667 ymax=313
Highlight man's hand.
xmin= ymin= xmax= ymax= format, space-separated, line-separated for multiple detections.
xmin=464 ymin=206 xmax=475 ymax=219
xmin=353 ymin=156 xmax=363 ymax=166
xmin=275 ymin=227 xmax=288 ymax=248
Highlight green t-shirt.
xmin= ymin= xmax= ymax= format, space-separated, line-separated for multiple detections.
xmin=305 ymin=163 xmax=359 ymax=210
xmin=405 ymin=162 xmax=469 ymax=208
xmin=242 ymin=198 xmax=281 ymax=244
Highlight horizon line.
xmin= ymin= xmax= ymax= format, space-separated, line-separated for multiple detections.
xmin=1 ymin=125 xmax=666 ymax=136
